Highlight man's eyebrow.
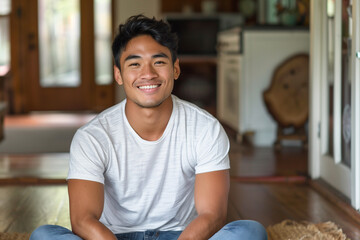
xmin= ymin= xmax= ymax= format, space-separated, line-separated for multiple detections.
xmin=124 ymin=52 xmax=170 ymax=62
xmin=124 ymin=55 xmax=141 ymax=62
xmin=152 ymin=53 xmax=170 ymax=59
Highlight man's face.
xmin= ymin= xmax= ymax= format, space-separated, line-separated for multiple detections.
xmin=114 ymin=35 xmax=180 ymax=109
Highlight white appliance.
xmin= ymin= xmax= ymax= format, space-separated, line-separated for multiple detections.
xmin=217 ymin=27 xmax=310 ymax=146
xmin=217 ymin=28 xmax=242 ymax=138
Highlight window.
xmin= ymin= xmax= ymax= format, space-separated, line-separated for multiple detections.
xmin=0 ymin=0 xmax=11 ymax=76
xmin=94 ymin=0 xmax=112 ymax=85
xmin=38 ymin=0 xmax=81 ymax=87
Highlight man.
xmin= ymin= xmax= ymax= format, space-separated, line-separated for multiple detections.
xmin=30 ymin=15 xmax=267 ymax=240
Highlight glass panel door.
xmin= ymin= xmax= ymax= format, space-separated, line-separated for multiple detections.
xmin=341 ymin=0 xmax=352 ymax=167
xmin=94 ymin=0 xmax=112 ymax=85
xmin=325 ymin=0 xmax=352 ymax=166
xmin=326 ymin=0 xmax=335 ymax=157
xmin=10 ymin=0 xmax=115 ymax=112
xmin=38 ymin=0 xmax=80 ymax=87
xmin=24 ymin=0 xmax=90 ymax=111
xmin=0 ymin=0 xmax=11 ymax=76
xmin=318 ymin=0 xmax=351 ymax=199
xmin=311 ymin=0 xmax=359 ymax=210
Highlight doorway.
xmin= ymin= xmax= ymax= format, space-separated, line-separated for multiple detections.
xmin=310 ymin=0 xmax=360 ymax=210
xmin=9 ymin=0 xmax=115 ymax=113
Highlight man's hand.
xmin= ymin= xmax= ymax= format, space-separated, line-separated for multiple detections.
xmin=178 ymin=170 xmax=230 ymax=240
xmin=68 ymin=179 xmax=117 ymax=240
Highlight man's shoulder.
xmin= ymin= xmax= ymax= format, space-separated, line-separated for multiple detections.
xmin=173 ymin=95 xmax=216 ymax=122
xmin=173 ymin=95 xmax=215 ymax=118
xmin=79 ymin=100 xmax=125 ymax=132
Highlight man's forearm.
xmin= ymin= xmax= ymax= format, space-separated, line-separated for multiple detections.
xmin=178 ymin=213 xmax=226 ymax=240
xmin=72 ymin=217 xmax=117 ymax=240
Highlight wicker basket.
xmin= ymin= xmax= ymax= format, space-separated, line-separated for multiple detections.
xmin=0 ymin=233 xmax=30 ymax=240
xmin=267 ymin=220 xmax=350 ymax=240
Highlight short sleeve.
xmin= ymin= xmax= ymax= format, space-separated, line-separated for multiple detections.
xmin=67 ymin=128 xmax=107 ymax=184
xmin=195 ymin=119 xmax=230 ymax=174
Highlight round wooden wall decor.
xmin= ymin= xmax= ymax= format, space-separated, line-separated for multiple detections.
xmin=263 ymin=54 xmax=309 ymax=128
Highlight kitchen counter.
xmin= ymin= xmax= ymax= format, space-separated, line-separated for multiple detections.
xmin=242 ymin=24 xmax=309 ymax=31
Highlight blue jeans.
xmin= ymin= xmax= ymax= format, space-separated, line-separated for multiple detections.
xmin=30 ymin=220 xmax=267 ymax=240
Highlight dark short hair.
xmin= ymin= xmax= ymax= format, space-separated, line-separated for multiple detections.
xmin=112 ymin=14 xmax=178 ymax=70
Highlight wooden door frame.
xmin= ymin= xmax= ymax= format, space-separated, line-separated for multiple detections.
xmin=10 ymin=0 xmax=115 ymax=113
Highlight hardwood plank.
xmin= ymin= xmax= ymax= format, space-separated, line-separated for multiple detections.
xmin=229 ymin=181 xmax=360 ymax=240
xmin=228 ymin=137 xmax=307 ymax=178
xmin=0 ymin=171 xmax=358 ymax=239
xmin=0 ymin=154 xmax=69 ymax=180
xmin=0 ymin=185 xmax=70 ymax=233
xmin=0 ymin=186 xmax=29 ymax=232
xmin=0 ymin=116 xmax=357 ymax=239
xmin=267 ymin=183 xmax=360 ymax=239
xmin=229 ymin=181 xmax=293 ymax=226
xmin=310 ymin=179 xmax=360 ymax=225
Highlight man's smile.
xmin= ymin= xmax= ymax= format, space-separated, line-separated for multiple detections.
xmin=138 ymin=84 xmax=161 ymax=90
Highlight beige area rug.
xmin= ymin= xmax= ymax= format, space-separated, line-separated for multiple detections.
xmin=267 ymin=220 xmax=350 ymax=240
xmin=0 ymin=233 xmax=30 ymax=240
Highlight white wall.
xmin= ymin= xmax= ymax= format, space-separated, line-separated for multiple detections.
xmin=241 ymin=30 xmax=310 ymax=146
xmin=114 ymin=0 xmax=161 ymax=102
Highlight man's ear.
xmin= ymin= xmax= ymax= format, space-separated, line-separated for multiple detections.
xmin=174 ymin=58 xmax=181 ymax=80
xmin=114 ymin=66 xmax=123 ymax=85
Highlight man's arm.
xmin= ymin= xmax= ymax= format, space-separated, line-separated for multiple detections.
xmin=178 ymin=169 xmax=230 ymax=240
xmin=68 ymin=179 xmax=117 ymax=240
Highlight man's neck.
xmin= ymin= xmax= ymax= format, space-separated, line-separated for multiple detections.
xmin=125 ymin=96 xmax=173 ymax=141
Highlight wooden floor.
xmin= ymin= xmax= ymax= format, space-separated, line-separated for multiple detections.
xmin=0 ymin=153 xmax=68 ymax=183
xmin=0 ymin=120 xmax=360 ymax=239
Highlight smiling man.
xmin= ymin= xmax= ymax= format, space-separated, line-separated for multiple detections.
xmin=30 ymin=15 xmax=267 ymax=240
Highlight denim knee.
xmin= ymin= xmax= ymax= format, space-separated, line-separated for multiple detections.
xmin=226 ymin=220 xmax=268 ymax=240
xmin=30 ymin=225 xmax=81 ymax=240
xmin=210 ymin=220 xmax=268 ymax=240
xmin=30 ymin=225 xmax=53 ymax=240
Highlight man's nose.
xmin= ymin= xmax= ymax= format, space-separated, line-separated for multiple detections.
xmin=141 ymin=64 xmax=158 ymax=79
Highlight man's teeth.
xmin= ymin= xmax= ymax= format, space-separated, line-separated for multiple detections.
xmin=138 ymin=85 xmax=159 ymax=89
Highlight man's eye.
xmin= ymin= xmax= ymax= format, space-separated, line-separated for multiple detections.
xmin=129 ymin=63 xmax=139 ymax=67
xmin=155 ymin=61 xmax=166 ymax=65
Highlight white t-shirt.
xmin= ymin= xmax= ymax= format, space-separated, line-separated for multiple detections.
xmin=67 ymin=95 xmax=230 ymax=234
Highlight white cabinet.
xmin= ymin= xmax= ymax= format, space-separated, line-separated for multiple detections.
xmin=218 ymin=29 xmax=310 ymax=146
xmin=217 ymin=54 xmax=242 ymax=133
